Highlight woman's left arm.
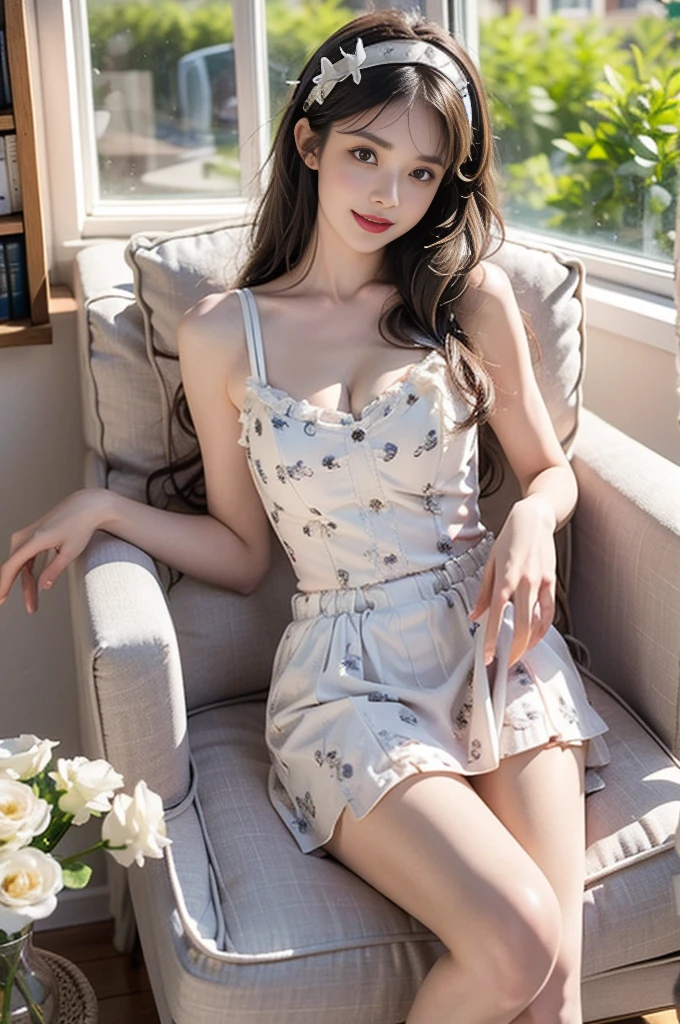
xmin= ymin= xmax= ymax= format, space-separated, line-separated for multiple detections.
xmin=455 ymin=261 xmax=578 ymax=668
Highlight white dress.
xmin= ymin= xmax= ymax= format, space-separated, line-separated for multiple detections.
xmin=235 ymin=287 xmax=611 ymax=854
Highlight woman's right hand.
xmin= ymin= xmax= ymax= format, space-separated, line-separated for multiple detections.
xmin=0 ymin=488 xmax=111 ymax=615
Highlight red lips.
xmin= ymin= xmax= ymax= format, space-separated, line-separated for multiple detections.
xmin=352 ymin=211 xmax=393 ymax=233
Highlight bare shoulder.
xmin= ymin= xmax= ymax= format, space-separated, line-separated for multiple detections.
xmin=457 ymin=260 xmax=513 ymax=314
xmin=454 ymin=260 xmax=523 ymax=363
xmin=179 ymin=290 xmax=244 ymax=348
xmin=178 ymin=289 xmax=248 ymax=380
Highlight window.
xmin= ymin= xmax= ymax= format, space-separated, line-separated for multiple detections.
xmin=87 ymin=0 xmax=240 ymax=201
xmin=84 ymin=0 xmax=428 ymax=204
xmin=46 ymin=0 xmax=672 ymax=304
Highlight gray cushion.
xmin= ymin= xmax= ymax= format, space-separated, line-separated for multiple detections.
xmin=75 ymin=243 xmax=165 ymax=502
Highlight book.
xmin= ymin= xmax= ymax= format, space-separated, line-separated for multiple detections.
xmin=0 ymin=30 xmax=10 ymax=110
xmin=0 ymin=241 xmax=10 ymax=321
xmin=0 ymin=136 xmax=12 ymax=214
xmin=5 ymin=235 xmax=29 ymax=320
xmin=4 ymin=134 xmax=21 ymax=211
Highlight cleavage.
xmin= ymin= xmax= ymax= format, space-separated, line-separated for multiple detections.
xmin=293 ymin=370 xmax=408 ymax=420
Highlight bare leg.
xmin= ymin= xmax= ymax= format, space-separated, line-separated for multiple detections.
xmin=470 ymin=740 xmax=588 ymax=1024
xmin=323 ymin=771 xmax=562 ymax=1024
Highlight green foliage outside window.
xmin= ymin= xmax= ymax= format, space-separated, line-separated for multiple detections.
xmin=482 ymin=11 xmax=680 ymax=256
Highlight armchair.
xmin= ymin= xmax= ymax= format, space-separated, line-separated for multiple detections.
xmin=69 ymin=225 xmax=680 ymax=1024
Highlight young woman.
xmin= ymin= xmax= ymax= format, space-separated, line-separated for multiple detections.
xmin=0 ymin=10 xmax=609 ymax=1022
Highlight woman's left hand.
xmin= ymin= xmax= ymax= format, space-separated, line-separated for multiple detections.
xmin=468 ymin=495 xmax=557 ymax=667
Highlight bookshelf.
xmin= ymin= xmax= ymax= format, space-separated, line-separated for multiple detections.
xmin=0 ymin=0 xmax=74 ymax=347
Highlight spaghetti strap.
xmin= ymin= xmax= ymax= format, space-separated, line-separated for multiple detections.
xmin=234 ymin=287 xmax=268 ymax=385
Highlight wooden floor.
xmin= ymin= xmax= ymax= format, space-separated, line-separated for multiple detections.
xmin=35 ymin=919 xmax=679 ymax=1024
xmin=39 ymin=920 xmax=160 ymax=1024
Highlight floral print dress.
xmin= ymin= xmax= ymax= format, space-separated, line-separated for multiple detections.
xmin=235 ymin=287 xmax=610 ymax=854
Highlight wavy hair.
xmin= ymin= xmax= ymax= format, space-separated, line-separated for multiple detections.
xmin=147 ymin=10 xmax=535 ymax=570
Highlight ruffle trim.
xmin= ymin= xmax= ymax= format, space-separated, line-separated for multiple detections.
xmin=240 ymin=349 xmax=448 ymax=429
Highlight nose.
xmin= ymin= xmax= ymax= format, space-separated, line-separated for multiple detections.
xmin=370 ymin=170 xmax=400 ymax=209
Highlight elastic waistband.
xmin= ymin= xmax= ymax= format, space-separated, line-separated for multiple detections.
xmin=291 ymin=532 xmax=494 ymax=620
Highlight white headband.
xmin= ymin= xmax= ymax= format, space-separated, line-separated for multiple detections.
xmin=288 ymin=36 xmax=473 ymax=126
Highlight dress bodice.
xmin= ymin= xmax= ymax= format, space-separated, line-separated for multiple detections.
xmin=235 ymin=287 xmax=487 ymax=592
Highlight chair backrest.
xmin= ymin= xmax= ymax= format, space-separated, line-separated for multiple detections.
xmin=76 ymin=225 xmax=586 ymax=713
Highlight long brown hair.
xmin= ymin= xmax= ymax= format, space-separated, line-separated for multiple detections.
xmin=148 ymin=10 xmax=517 ymax=532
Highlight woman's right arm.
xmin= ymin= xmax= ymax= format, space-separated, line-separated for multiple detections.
xmin=0 ymin=294 xmax=272 ymax=614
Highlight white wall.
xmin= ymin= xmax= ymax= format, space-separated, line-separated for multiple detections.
xmin=585 ymin=327 xmax=679 ymax=466
xmin=0 ymin=311 xmax=109 ymax=927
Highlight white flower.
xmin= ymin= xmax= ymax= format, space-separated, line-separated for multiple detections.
xmin=49 ymin=756 xmax=124 ymax=826
xmin=102 ymin=781 xmax=171 ymax=868
xmin=0 ymin=779 xmax=51 ymax=851
xmin=0 ymin=735 xmax=59 ymax=781
xmin=0 ymin=848 xmax=63 ymax=935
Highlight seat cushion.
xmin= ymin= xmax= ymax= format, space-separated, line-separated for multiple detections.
xmin=154 ymin=671 xmax=680 ymax=1022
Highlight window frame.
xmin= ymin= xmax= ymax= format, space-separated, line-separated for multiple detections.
xmin=34 ymin=0 xmax=675 ymax=323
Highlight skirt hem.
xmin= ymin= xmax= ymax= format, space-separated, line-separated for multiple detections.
xmin=269 ymin=718 xmax=610 ymax=857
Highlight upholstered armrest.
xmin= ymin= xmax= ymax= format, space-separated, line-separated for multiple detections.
xmin=570 ymin=408 xmax=680 ymax=753
xmin=67 ymin=528 xmax=191 ymax=809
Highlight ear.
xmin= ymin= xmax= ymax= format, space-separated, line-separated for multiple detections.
xmin=294 ymin=117 xmax=319 ymax=170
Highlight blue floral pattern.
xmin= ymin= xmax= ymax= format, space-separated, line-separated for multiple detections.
xmin=314 ymin=748 xmax=354 ymax=782
xmin=414 ymin=429 xmax=438 ymax=457
xmin=339 ymin=645 xmax=361 ymax=674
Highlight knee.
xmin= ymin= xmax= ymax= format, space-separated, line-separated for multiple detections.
xmin=462 ymin=875 xmax=563 ymax=1016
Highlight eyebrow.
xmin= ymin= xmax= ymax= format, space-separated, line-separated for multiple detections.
xmin=341 ymin=129 xmax=445 ymax=167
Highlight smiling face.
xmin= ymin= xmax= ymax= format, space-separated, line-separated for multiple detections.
xmin=296 ymin=97 xmax=448 ymax=256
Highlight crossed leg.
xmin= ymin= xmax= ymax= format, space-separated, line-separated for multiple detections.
xmin=322 ymin=740 xmax=587 ymax=1024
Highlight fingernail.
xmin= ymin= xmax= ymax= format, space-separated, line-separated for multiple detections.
xmin=42 ymin=580 xmax=52 ymax=591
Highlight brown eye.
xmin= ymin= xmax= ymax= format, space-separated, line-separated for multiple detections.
xmin=350 ymin=147 xmax=376 ymax=163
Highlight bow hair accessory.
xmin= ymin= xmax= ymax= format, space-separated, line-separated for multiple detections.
xmin=291 ymin=36 xmax=473 ymax=125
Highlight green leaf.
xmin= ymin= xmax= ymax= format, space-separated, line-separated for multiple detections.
xmin=630 ymin=43 xmax=646 ymax=81
xmin=61 ymin=862 xmax=92 ymax=890
xmin=603 ymin=64 xmax=625 ymax=95
xmin=633 ymin=154 xmax=656 ymax=169
xmin=552 ymin=138 xmax=582 ymax=157
xmin=617 ymin=159 xmax=653 ymax=177
xmin=647 ymin=183 xmax=673 ymax=212
xmin=586 ymin=142 xmax=610 ymax=160
xmin=634 ymin=134 xmax=659 ymax=157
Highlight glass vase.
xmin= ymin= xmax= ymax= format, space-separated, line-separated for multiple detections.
xmin=0 ymin=930 xmax=58 ymax=1024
